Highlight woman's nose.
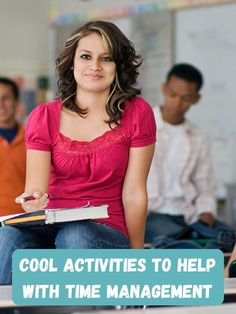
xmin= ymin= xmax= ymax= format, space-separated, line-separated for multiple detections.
xmin=89 ymin=60 xmax=102 ymax=71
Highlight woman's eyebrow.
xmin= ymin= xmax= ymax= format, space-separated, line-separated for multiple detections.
xmin=78 ymin=49 xmax=109 ymax=55
xmin=78 ymin=49 xmax=92 ymax=53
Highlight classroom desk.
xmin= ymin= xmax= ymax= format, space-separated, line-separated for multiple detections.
xmin=1 ymin=280 xmax=236 ymax=313
xmin=225 ymin=278 xmax=236 ymax=294
xmin=224 ymin=278 xmax=236 ymax=302
xmin=2 ymin=302 xmax=236 ymax=314
xmin=0 ymin=285 xmax=14 ymax=307
xmin=85 ymin=303 xmax=236 ymax=314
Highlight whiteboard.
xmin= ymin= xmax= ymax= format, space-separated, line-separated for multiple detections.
xmin=51 ymin=11 xmax=173 ymax=107
xmin=127 ymin=12 xmax=173 ymax=106
xmin=175 ymin=3 xmax=236 ymax=192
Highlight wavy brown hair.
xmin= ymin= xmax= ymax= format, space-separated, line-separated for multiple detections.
xmin=56 ymin=20 xmax=142 ymax=125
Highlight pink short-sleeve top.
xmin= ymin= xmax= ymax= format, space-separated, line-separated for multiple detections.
xmin=25 ymin=97 xmax=156 ymax=237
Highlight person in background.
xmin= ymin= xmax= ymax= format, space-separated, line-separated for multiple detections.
xmin=145 ymin=63 xmax=234 ymax=250
xmin=0 ymin=20 xmax=156 ymax=284
xmin=0 ymin=77 xmax=26 ymax=216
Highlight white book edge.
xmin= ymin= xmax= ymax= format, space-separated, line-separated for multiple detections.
xmin=45 ymin=205 xmax=109 ymax=224
xmin=0 ymin=205 xmax=109 ymax=226
xmin=0 ymin=213 xmax=23 ymax=223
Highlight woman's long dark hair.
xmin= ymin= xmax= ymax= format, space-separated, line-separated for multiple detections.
xmin=56 ymin=20 xmax=142 ymax=125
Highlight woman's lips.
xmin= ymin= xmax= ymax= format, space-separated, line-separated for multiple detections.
xmin=85 ymin=74 xmax=103 ymax=80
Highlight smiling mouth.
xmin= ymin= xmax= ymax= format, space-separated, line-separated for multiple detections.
xmin=86 ymin=75 xmax=103 ymax=80
xmin=87 ymin=74 xmax=102 ymax=77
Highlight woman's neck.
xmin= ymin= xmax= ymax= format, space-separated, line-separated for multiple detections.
xmin=75 ymin=90 xmax=109 ymax=113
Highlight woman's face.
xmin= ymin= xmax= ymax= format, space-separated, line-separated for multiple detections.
xmin=73 ymin=32 xmax=116 ymax=95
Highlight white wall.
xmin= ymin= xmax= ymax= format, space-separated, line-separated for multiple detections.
xmin=175 ymin=3 xmax=236 ymax=195
xmin=0 ymin=0 xmax=50 ymax=87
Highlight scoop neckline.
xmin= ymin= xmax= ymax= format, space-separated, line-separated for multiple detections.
xmin=58 ymin=127 xmax=119 ymax=144
xmin=58 ymin=101 xmax=121 ymax=144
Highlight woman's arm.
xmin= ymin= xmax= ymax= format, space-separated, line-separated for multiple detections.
xmin=15 ymin=150 xmax=51 ymax=212
xmin=122 ymin=144 xmax=155 ymax=248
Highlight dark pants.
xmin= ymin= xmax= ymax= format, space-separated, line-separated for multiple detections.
xmin=145 ymin=212 xmax=235 ymax=251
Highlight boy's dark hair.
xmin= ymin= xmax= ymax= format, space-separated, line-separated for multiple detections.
xmin=167 ymin=63 xmax=203 ymax=92
xmin=0 ymin=77 xmax=19 ymax=99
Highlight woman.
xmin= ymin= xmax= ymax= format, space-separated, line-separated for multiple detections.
xmin=0 ymin=20 xmax=156 ymax=284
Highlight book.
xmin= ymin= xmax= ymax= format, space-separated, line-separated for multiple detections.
xmin=0 ymin=205 xmax=109 ymax=227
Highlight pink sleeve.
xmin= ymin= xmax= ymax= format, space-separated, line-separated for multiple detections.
xmin=129 ymin=98 xmax=156 ymax=147
xmin=25 ymin=104 xmax=52 ymax=151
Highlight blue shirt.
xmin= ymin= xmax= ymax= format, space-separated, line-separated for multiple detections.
xmin=0 ymin=126 xmax=18 ymax=143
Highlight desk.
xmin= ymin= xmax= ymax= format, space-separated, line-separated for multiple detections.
xmin=225 ymin=278 xmax=236 ymax=294
xmin=86 ymin=303 xmax=236 ymax=313
xmin=0 ymin=285 xmax=14 ymax=307
xmin=224 ymin=278 xmax=236 ymax=303
xmin=1 ymin=281 xmax=236 ymax=313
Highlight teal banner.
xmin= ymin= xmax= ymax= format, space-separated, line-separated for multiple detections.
xmin=12 ymin=249 xmax=223 ymax=306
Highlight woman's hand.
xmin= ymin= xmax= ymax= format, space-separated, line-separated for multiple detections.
xmin=15 ymin=191 xmax=49 ymax=212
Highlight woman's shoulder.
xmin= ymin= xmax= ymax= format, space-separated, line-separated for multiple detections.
xmin=26 ymin=99 xmax=61 ymax=146
xmin=122 ymin=97 xmax=156 ymax=146
xmin=31 ymin=98 xmax=61 ymax=116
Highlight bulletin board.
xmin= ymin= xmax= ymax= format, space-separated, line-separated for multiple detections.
xmin=175 ymin=3 xmax=236 ymax=190
xmin=50 ymin=11 xmax=174 ymax=106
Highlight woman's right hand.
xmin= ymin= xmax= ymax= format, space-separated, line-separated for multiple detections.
xmin=15 ymin=191 xmax=49 ymax=212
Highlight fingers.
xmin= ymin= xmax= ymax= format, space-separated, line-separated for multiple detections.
xmin=15 ymin=191 xmax=49 ymax=212
xmin=15 ymin=191 xmax=42 ymax=203
xmin=15 ymin=192 xmax=31 ymax=204
xmin=23 ymin=196 xmax=49 ymax=212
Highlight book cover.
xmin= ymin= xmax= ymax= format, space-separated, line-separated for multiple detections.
xmin=0 ymin=205 xmax=109 ymax=227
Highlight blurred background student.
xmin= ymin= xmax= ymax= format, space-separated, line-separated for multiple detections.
xmin=0 ymin=77 xmax=26 ymax=216
xmin=145 ymin=64 xmax=234 ymax=251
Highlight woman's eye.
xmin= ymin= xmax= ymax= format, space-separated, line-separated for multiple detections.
xmin=102 ymin=56 xmax=113 ymax=61
xmin=80 ymin=54 xmax=91 ymax=60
